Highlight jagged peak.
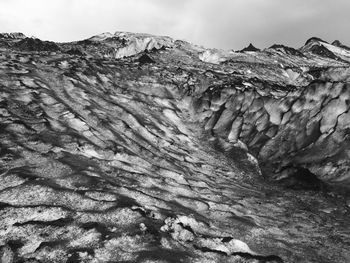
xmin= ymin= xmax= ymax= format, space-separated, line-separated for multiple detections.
xmin=332 ymin=40 xmax=342 ymax=46
xmin=240 ymin=43 xmax=260 ymax=52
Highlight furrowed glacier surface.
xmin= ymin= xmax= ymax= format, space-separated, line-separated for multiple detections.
xmin=0 ymin=32 xmax=349 ymax=263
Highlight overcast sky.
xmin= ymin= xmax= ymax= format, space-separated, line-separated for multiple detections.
xmin=0 ymin=0 xmax=349 ymax=50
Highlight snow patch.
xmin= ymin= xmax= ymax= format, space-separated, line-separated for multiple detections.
xmin=113 ymin=32 xmax=173 ymax=58
xmin=322 ymin=42 xmax=350 ymax=58
xmin=89 ymin=32 xmax=114 ymax=41
xmin=284 ymin=68 xmax=300 ymax=81
xmin=199 ymin=50 xmax=227 ymax=64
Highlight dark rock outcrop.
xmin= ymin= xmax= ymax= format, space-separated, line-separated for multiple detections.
xmin=65 ymin=47 xmax=85 ymax=56
xmin=308 ymin=44 xmax=340 ymax=60
xmin=240 ymin=43 xmax=260 ymax=52
xmin=301 ymin=37 xmax=350 ymax=62
xmin=332 ymin=40 xmax=350 ymax=51
xmin=138 ymin=53 xmax=155 ymax=64
xmin=14 ymin=37 xmax=60 ymax=52
xmin=269 ymin=44 xmax=305 ymax=57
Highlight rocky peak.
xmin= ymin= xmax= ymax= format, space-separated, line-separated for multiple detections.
xmin=300 ymin=37 xmax=348 ymax=61
xmin=240 ymin=43 xmax=260 ymax=52
xmin=332 ymin=39 xmax=350 ymax=51
xmin=332 ymin=40 xmax=342 ymax=46
xmin=304 ymin=36 xmax=328 ymax=46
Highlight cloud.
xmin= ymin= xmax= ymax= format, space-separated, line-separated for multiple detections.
xmin=0 ymin=0 xmax=349 ymax=49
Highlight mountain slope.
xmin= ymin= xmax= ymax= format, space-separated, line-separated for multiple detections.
xmin=0 ymin=32 xmax=349 ymax=263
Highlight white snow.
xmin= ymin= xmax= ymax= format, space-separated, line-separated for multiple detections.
xmin=199 ymin=50 xmax=227 ymax=64
xmin=322 ymin=42 xmax=350 ymax=58
xmin=113 ymin=32 xmax=173 ymax=58
xmin=89 ymin=31 xmax=174 ymax=58
xmin=284 ymin=68 xmax=300 ymax=81
xmin=89 ymin=32 xmax=114 ymax=41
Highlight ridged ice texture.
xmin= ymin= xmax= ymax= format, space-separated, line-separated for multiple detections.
xmin=189 ymin=70 xmax=350 ymax=184
xmin=0 ymin=32 xmax=349 ymax=263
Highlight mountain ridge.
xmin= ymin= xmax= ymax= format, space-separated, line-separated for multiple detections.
xmin=3 ymin=31 xmax=350 ymax=53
